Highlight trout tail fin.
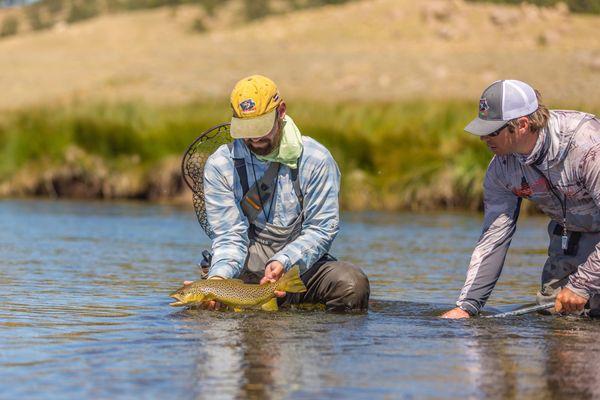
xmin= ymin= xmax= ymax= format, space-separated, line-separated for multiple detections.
xmin=276 ymin=265 xmax=307 ymax=293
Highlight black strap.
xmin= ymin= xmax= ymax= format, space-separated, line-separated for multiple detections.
xmin=228 ymin=143 xmax=303 ymax=220
xmin=290 ymin=167 xmax=304 ymax=208
xmin=228 ymin=143 xmax=250 ymax=196
xmin=234 ymin=157 xmax=249 ymax=196
xmin=240 ymin=162 xmax=281 ymax=224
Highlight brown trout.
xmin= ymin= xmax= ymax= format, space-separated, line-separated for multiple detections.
xmin=169 ymin=265 xmax=306 ymax=311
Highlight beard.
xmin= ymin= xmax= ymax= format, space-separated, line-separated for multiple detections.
xmin=245 ymin=122 xmax=283 ymax=156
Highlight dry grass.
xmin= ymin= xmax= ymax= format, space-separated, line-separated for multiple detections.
xmin=0 ymin=0 xmax=599 ymax=111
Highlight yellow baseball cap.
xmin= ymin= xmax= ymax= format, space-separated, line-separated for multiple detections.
xmin=230 ymin=75 xmax=282 ymax=139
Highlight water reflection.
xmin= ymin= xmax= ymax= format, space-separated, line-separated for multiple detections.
xmin=543 ymin=319 xmax=600 ymax=399
xmin=4 ymin=200 xmax=600 ymax=399
xmin=445 ymin=316 xmax=600 ymax=399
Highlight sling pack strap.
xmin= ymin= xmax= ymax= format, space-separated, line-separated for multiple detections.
xmin=290 ymin=165 xmax=304 ymax=208
xmin=228 ymin=143 xmax=250 ymax=196
xmin=228 ymin=143 xmax=304 ymax=222
xmin=240 ymin=161 xmax=282 ymax=224
xmin=233 ymin=157 xmax=249 ymax=195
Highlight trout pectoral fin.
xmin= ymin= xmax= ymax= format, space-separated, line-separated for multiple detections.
xmin=261 ymin=298 xmax=279 ymax=312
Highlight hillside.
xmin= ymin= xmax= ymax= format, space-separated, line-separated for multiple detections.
xmin=0 ymin=0 xmax=599 ymax=111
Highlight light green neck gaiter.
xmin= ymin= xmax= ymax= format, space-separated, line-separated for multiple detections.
xmin=256 ymin=115 xmax=303 ymax=169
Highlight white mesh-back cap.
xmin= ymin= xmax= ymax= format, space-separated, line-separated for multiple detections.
xmin=501 ymin=80 xmax=538 ymax=120
xmin=465 ymin=79 xmax=539 ymax=136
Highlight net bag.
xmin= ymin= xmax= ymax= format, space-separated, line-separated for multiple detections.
xmin=181 ymin=123 xmax=232 ymax=238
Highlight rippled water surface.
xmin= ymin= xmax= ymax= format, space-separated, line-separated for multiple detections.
xmin=2 ymin=200 xmax=600 ymax=399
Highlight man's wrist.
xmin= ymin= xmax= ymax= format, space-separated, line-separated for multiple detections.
xmin=208 ymin=264 xmax=235 ymax=279
xmin=268 ymin=254 xmax=291 ymax=271
xmin=458 ymin=302 xmax=478 ymax=316
xmin=564 ymin=282 xmax=591 ymax=300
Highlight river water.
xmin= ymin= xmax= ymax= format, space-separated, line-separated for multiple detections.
xmin=1 ymin=199 xmax=600 ymax=399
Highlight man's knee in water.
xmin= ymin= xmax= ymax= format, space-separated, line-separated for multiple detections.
xmin=328 ymin=262 xmax=370 ymax=311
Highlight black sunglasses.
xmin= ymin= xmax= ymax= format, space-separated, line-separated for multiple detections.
xmin=485 ymin=124 xmax=508 ymax=138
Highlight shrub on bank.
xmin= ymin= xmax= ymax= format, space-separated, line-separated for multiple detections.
xmin=1 ymin=100 xmax=597 ymax=210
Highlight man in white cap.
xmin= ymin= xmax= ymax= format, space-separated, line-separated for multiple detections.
xmin=442 ymin=79 xmax=600 ymax=319
xmin=197 ymin=75 xmax=369 ymax=311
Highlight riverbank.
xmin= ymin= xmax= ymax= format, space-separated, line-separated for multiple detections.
xmin=1 ymin=0 xmax=599 ymax=112
xmin=2 ymin=100 xmax=597 ymax=211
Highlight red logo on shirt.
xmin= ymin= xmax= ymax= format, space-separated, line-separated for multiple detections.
xmin=512 ymin=177 xmax=547 ymax=198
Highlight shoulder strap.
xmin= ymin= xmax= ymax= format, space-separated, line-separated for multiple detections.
xmin=234 ymin=158 xmax=249 ymax=196
xmin=290 ymin=151 xmax=304 ymax=207
xmin=228 ymin=143 xmax=250 ymax=196
xmin=290 ymin=167 xmax=304 ymax=208
xmin=228 ymin=142 xmax=304 ymax=222
xmin=240 ymin=162 xmax=281 ymax=224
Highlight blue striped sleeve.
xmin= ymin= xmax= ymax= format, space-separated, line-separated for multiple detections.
xmin=203 ymin=146 xmax=249 ymax=279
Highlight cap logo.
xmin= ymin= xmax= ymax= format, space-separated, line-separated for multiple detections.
xmin=239 ymin=99 xmax=256 ymax=114
xmin=479 ymin=98 xmax=490 ymax=118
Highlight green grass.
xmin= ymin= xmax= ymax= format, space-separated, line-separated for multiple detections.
xmin=0 ymin=101 xmax=226 ymax=175
xmin=1 ymin=100 xmax=597 ymax=209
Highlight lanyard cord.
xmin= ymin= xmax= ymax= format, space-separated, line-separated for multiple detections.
xmin=249 ymin=153 xmax=280 ymax=223
xmin=530 ymin=164 xmax=567 ymax=232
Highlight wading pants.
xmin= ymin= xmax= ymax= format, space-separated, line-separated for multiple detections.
xmin=537 ymin=220 xmax=600 ymax=316
xmin=238 ymin=212 xmax=370 ymax=312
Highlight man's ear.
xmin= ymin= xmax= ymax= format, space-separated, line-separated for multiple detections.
xmin=278 ymin=102 xmax=287 ymax=120
xmin=518 ymin=116 xmax=530 ymax=133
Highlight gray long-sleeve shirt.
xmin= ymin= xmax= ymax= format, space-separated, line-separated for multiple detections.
xmin=457 ymin=110 xmax=600 ymax=315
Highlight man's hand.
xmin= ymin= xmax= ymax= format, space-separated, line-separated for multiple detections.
xmin=555 ymin=287 xmax=588 ymax=314
xmin=260 ymin=261 xmax=286 ymax=298
xmin=182 ymin=276 xmax=224 ymax=310
xmin=441 ymin=307 xmax=471 ymax=319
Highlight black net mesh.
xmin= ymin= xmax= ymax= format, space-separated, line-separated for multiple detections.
xmin=181 ymin=123 xmax=232 ymax=238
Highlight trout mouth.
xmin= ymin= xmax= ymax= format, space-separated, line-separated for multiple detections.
xmin=169 ymin=294 xmax=184 ymax=307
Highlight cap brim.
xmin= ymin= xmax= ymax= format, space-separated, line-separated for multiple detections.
xmin=230 ymin=109 xmax=276 ymax=139
xmin=464 ymin=117 xmax=507 ymax=136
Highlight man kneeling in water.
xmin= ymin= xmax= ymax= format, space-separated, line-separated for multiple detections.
xmin=442 ymin=80 xmax=600 ymax=319
xmin=189 ymin=75 xmax=369 ymax=311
